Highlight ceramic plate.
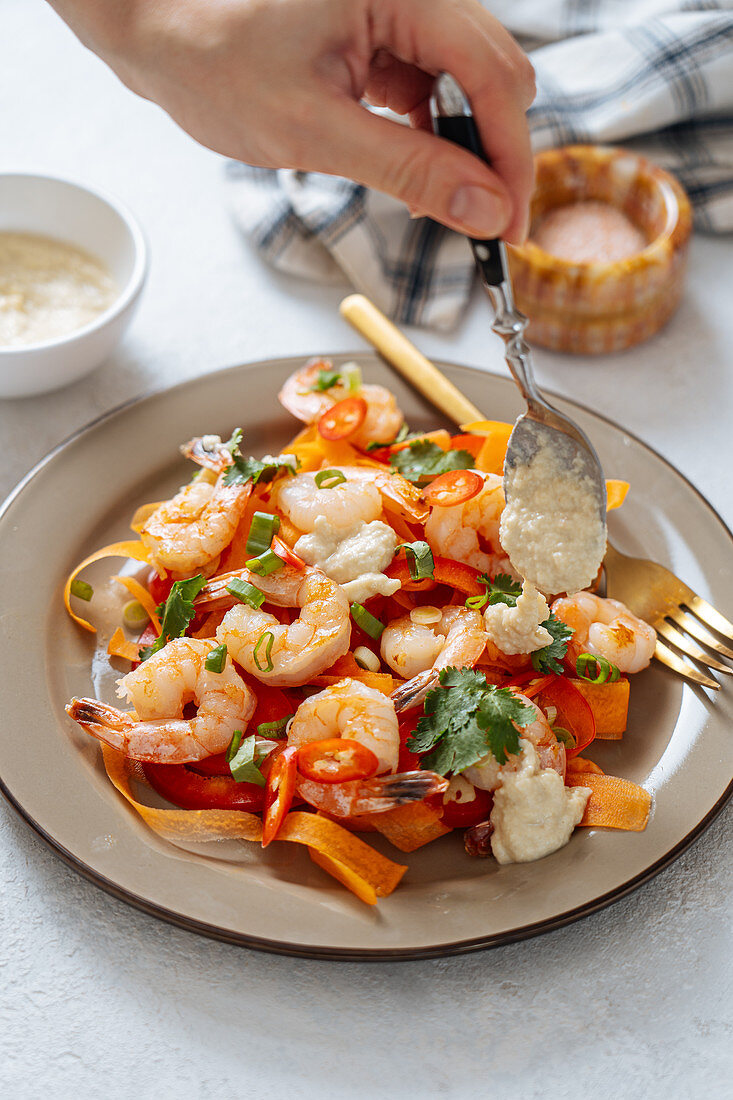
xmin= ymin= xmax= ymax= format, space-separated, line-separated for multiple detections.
xmin=1 ymin=355 xmax=732 ymax=959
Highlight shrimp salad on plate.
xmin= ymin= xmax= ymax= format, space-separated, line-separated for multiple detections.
xmin=64 ymin=359 xmax=654 ymax=905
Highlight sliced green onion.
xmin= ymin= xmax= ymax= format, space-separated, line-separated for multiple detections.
xmin=340 ymin=362 xmax=362 ymax=394
xmin=246 ymin=511 xmax=280 ymax=556
xmin=122 ymin=599 xmax=149 ymax=630
xmin=465 ymin=592 xmax=489 ymax=611
xmin=552 ymin=725 xmax=576 ymax=749
xmin=205 ymin=643 xmax=227 ymax=673
xmin=226 ymin=578 xmax=265 ymax=609
xmin=350 ymin=603 xmax=385 ymax=640
xmin=225 ymin=729 xmax=243 ymax=762
xmin=353 ymin=645 xmax=381 ymax=672
xmin=314 ymin=468 xmax=347 ymax=489
xmin=253 ymin=630 xmax=275 ymax=672
xmin=575 ymin=653 xmax=620 ymax=684
xmin=256 ymin=714 xmax=293 ymax=739
xmin=246 ymin=549 xmax=284 ymax=576
xmin=228 ymin=733 xmax=267 ymax=786
xmin=70 ymin=578 xmax=93 ymax=602
xmin=396 ymin=540 xmax=435 ymax=581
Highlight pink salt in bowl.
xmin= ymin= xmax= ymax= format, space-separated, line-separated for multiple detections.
xmin=507 ymin=144 xmax=692 ymax=354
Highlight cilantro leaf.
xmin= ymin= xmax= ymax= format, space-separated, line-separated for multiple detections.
xmin=139 ymin=574 xmax=206 ymax=660
xmin=408 ymin=667 xmax=533 ymax=775
xmin=308 ymin=368 xmax=342 ymax=392
xmin=531 ymin=612 xmax=573 ymax=675
xmin=223 ymin=453 xmax=297 ymax=488
xmin=389 ymin=440 xmax=474 ymax=484
xmin=487 ymin=573 xmax=522 ymax=606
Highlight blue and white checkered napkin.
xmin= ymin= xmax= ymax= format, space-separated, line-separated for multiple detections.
xmin=226 ymin=0 xmax=733 ymax=330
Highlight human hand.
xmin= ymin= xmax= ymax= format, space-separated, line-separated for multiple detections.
xmin=52 ymin=0 xmax=535 ymax=241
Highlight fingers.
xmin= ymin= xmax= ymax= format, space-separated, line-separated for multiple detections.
xmin=314 ymin=98 xmax=513 ymax=239
xmin=365 ymin=0 xmax=536 ymax=242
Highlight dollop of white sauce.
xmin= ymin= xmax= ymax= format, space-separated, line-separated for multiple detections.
xmin=483 ymin=580 xmax=552 ymax=654
xmin=295 ymin=516 xmax=400 ymax=604
xmin=490 ymin=739 xmax=591 ymax=864
xmin=500 ymin=438 xmax=606 ymax=595
xmin=0 ymin=231 xmax=117 ymax=347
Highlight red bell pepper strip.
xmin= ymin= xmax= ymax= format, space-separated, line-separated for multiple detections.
xmin=262 ymin=745 xmax=299 ymax=847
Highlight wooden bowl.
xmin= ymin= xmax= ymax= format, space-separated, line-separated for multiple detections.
xmin=507 ymin=145 xmax=692 ymax=354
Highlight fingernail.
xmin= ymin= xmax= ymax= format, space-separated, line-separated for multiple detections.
xmin=449 ymin=186 xmax=510 ymax=237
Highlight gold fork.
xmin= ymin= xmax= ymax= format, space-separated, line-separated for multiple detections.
xmin=340 ymin=293 xmax=733 ymax=691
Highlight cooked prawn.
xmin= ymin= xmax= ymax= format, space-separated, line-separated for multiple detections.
xmin=273 ymin=465 xmax=426 ymax=532
xmin=287 ymin=678 xmax=400 ymax=774
xmin=140 ymin=473 xmax=252 ymax=579
xmin=295 ymin=770 xmax=449 ymax=817
xmin=66 ymin=638 xmax=256 ymax=763
xmin=383 ymin=606 xmax=487 ymax=699
xmin=278 ymin=358 xmax=404 ymax=449
xmin=213 ymin=564 xmax=351 ymax=686
xmin=552 ymin=591 xmax=656 ymax=673
xmin=425 ymin=472 xmax=516 ymax=577
xmin=462 ymin=694 xmax=565 ymax=793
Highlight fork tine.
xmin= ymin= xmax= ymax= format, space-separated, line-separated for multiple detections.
xmin=655 ymin=621 xmax=733 ymax=674
xmin=667 ymin=608 xmax=733 ymax=660
xmin=685 ymin=594 xmax=733 ymax=645
xmin=654 ymin=639 xmax=720 ymax=690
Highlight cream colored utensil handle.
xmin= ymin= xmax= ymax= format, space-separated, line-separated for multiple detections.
xmin=339 ymin=294 xmax=484 ymax=428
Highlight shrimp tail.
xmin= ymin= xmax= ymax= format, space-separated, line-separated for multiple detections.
xmin=180 ymin=435 xmax=235 ymax=473
xmin=352 ymin=771 xmax=449 ymax=813
xmin=66 ymin=697 xmax=136 ymax=753
xmin=390 ymin=669 xmax=438 ymax=714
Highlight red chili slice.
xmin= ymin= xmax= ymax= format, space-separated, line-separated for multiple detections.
xmin=142 ymin=762 xmax=266 ymax=812
xmin=440 ymin=784 xmax=493 ymax=829
xmin=387 ymin=555 xmax=485 ymax=597
xmin=262 ymin=745 xmax=299 ymax=847
xmin=272 ymin=535 xmax=306 ymax=570
xmin=297 ymin=738 xmax=379 ymax=784
xmin=423 ymin=469 xmax=484 ymax=507
xmin=317 ymin=396 xmax=368 ymax=441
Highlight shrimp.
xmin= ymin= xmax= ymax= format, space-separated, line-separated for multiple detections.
xmin=552 ymin=591 xmax=656 ymax=673
xmin=273 ymin=466 xmax=426 ymax=532
xmin=295 ymin=770 xmax=449 ymax=817
xmin=278 ymin=358 xmax=404 ymax=450
xmin=287 ymin=678 xmax=400 ymax=774
xmin=462 ymin=694 xmax=565 ymax=793
xmin=66 ymin=638 xmax=256 ymax=763
xmin=140 ymin=434 xmax=251 ymax=578
xmin=425 ymin=472 xmax=516 ymax=578
xmin=213 ymin=564 xmax=351 ymax=686
xmin=383 ymin=607 xmax=487 ymax=708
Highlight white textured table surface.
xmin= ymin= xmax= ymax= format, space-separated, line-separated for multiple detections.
xmin=2 ymin=4 xmax=731 ymax=1098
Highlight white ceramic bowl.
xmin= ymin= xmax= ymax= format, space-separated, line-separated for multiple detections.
xmin=0 ymin=173 xmax=148 ymax=398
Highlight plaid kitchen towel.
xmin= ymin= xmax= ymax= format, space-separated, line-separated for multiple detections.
xmin=226 ymin=0 xmax=733 ymax=330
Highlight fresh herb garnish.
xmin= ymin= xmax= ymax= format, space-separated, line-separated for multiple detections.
xmin=224 ymin=452 xmax=297 ymax=488
xmin=308 ymin=368 xmax=342 ymax=392
xmin=256 ymin=715 xmax=293 ymax=739
xmin=226 ymin=732 xmax=269 ymax=786
xmin=226 ymin=578 xmax=265 ymax=609
xmin=139 ymin=574 xmax=206 ymax=660
xmin=575 ymin=652 xmax=620 ymax=684
xmin=389 ymin=440 xmax=474 ymax=484
xmin=245 ymin=549 xmax=284 ymax=576
xmin=205 ymin=643 xmax=227 ymax=673
xmin=531 ymin=614 xmax=574 ymax=675
xmin=314 ymin=469 xmax=347 ymax=489
xmin=365 ymin=423 xmax=410 ymax=452
xmin=246 ymin=512 xmax=280 ymax=556
xmin=407 ymin=667 xmax=534 ymax=775
xmin=395 ymin=541 xmax=435 ymax=581
xmin=70 ymin=578 xmax=94 ymax=602
xmin=464 ymin=572 xmax=519 ymax=611
xmin=350 ymin=603 xmax=385 ymax=640
xmin=253 ymin=630 xmax=275 ymax=672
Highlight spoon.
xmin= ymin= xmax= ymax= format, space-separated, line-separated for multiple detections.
xmin=430 ymin=73 xmax=607 ymax=595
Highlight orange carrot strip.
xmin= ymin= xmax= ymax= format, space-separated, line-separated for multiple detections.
xmin=107 ymin=628 xmax=142 ymax=662
xmin=112 ymin=575 xmax=162 ymax=634
xmin=606 ymin=480 xmax=630 ymax=511
xmin=568 ymin=677 xmax=630 ymax=739
xmin=362 ymin=801 xmax=452 ymax=852
xmin=567 ymin=772 xmax=651 ymax=830
xmin=566 ymin=756 xmax=605 ymax=775
xmin=463 ymin=421 xmax=513 ymax=475
xmin=101 ymin=746 xmax=406 ymax=903
xmin=65 ymin=541 xmax=152 ymax=633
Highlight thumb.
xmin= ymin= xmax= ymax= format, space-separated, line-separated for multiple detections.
xmin=316 ymin=100 xmax=513 ymax=239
